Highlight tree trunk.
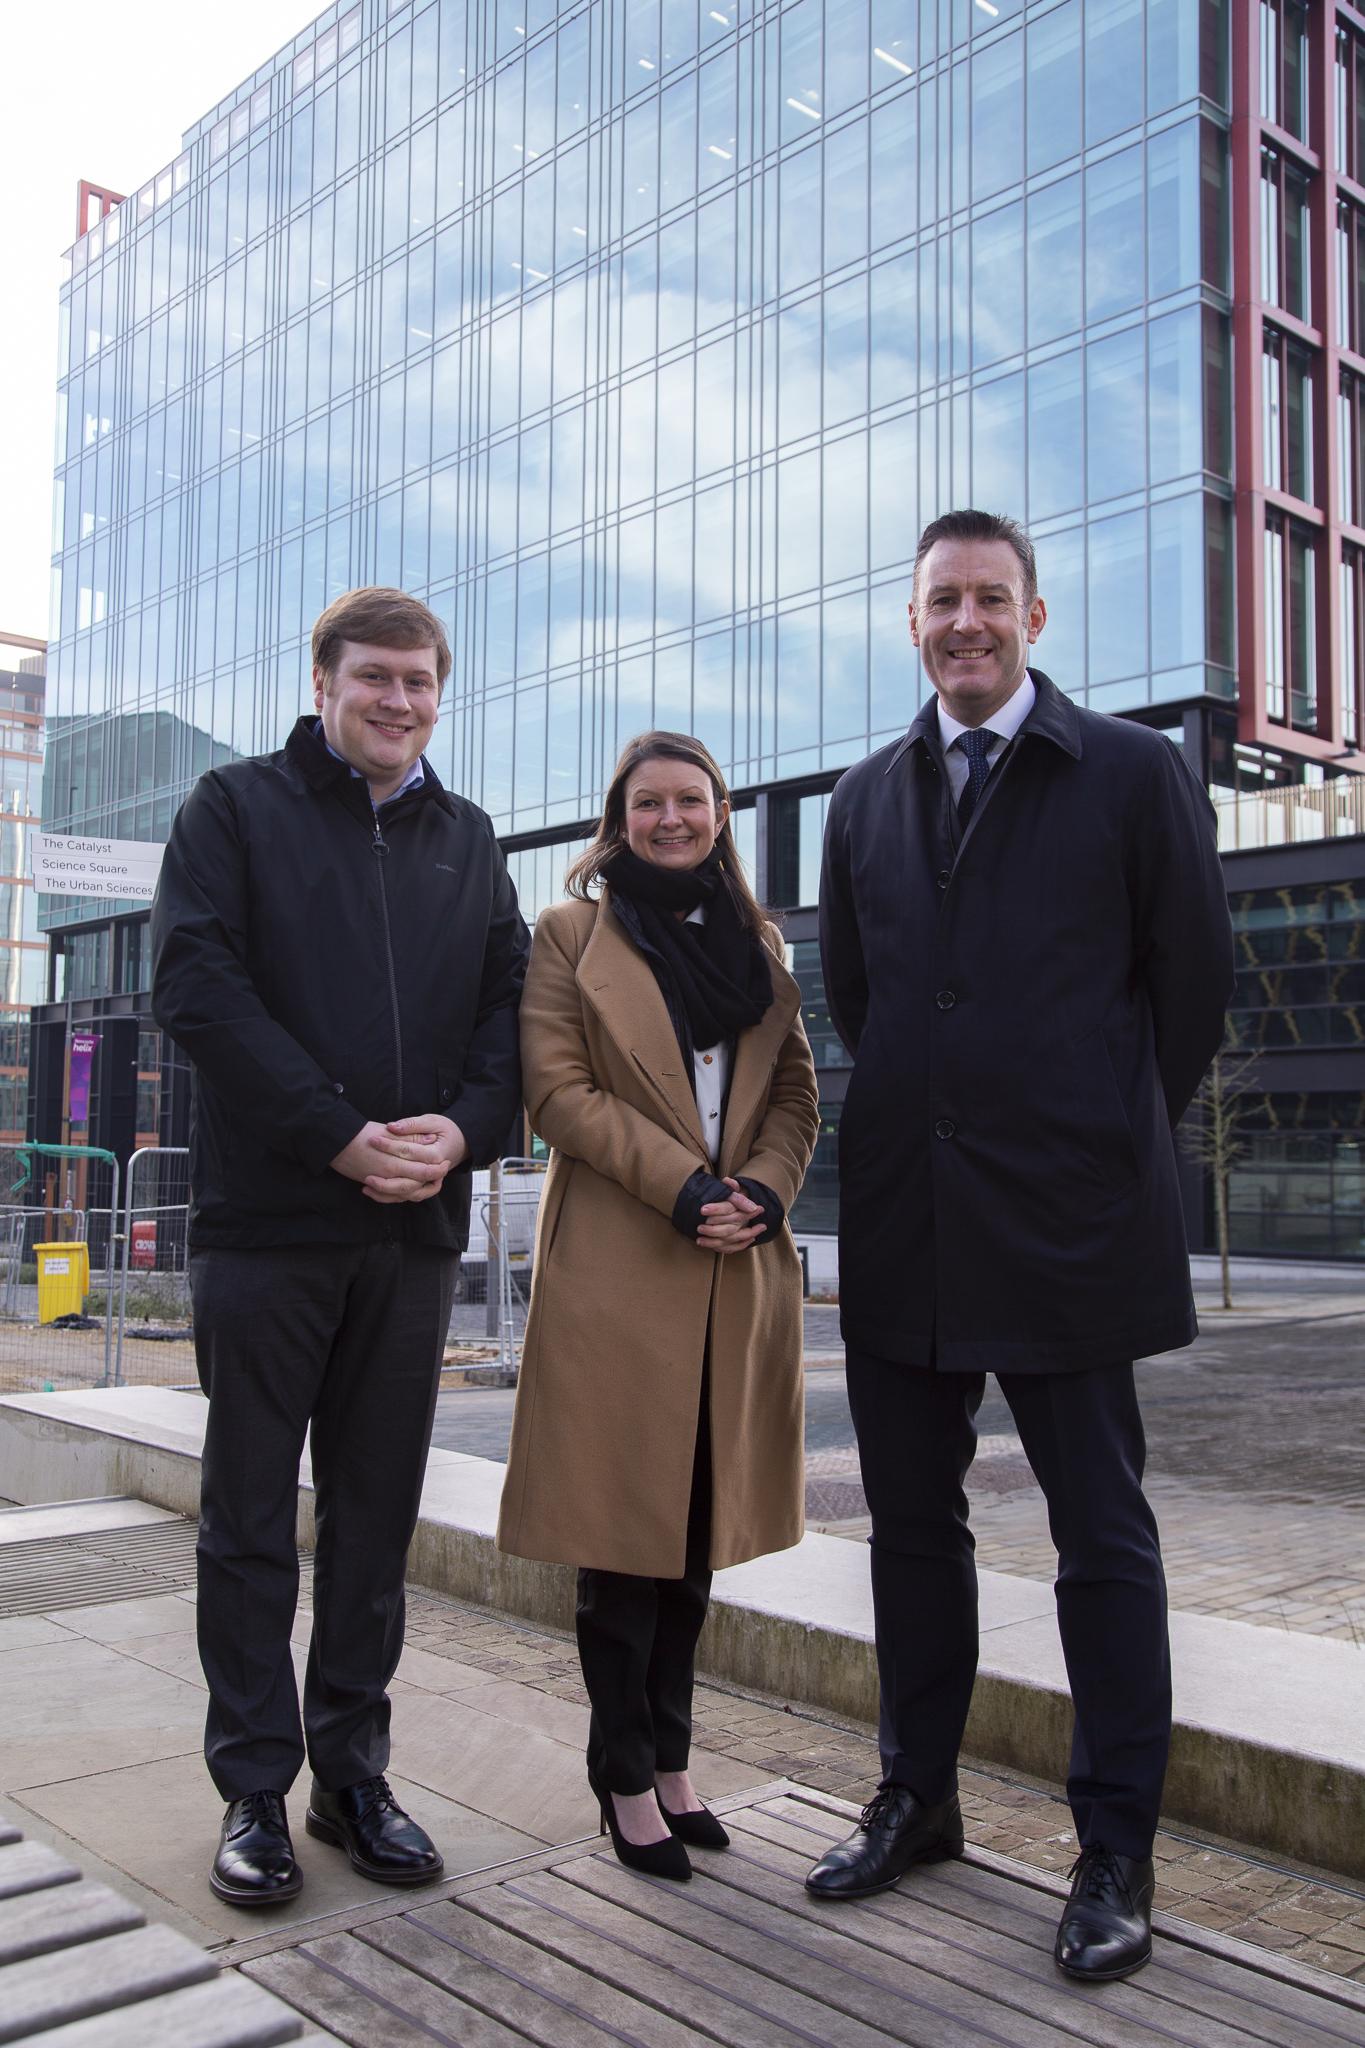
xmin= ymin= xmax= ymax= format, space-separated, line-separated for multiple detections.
xmin=1216 ymin=1166 xmax=1232 ymax=1311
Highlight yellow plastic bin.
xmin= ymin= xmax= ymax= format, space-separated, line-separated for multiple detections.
xmin=35 ymin=1241 xmax=90 ymax=1323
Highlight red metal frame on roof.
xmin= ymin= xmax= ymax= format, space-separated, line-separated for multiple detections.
xmin=1231 ymin=0 xmax=1365 ymax=767
xmin=75 ymin=182 xmax=125 ymax=241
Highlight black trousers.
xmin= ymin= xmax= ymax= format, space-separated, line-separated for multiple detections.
xmin=846 ymin=1349 xmax=1171 ymax=1861
xmin=190 ymin=1243 xmax=458 ymax=1801
xmin=576 ymin=1392 xmax=713 ymax=1795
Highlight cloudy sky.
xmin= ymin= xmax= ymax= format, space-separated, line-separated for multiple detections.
xmin=0 ymin=0 xmax=320 ymax=639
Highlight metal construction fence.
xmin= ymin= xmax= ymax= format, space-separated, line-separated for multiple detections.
xmin=480 ymin=1156 xmax=547 ymax=1376
xmin=113 ymin=1145 xmax=195 ymax=1388
xmin=0 ymin=1145 xmax=121 ymax=1395
xmin=0 ymin=1146 xmax=549 ymax=1393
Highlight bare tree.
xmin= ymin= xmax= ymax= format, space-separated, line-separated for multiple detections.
xmin=1179 ymin=1038 xmax=1261 ymax=1311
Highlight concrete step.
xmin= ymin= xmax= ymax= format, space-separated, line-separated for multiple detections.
xmin=1 ymin=1385 xmax=1361 ymax=1883
xmin=0 ymin=1498 xmax=180 ymax=1546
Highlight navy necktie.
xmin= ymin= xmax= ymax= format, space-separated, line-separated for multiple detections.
xmin=954 ymin=727 xmax=999 ymax=828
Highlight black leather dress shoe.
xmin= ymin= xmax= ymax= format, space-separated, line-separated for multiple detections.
xmin=1054 ymin=1845 xmax=1155 ymax=1981
xmin=804 ymin=1785 xmax=964 ymax=1900
xmin=210 ymin=1790 xmax=302 ymax=1907
xmin=305 ymin=1774 xmax=444 ymax=1885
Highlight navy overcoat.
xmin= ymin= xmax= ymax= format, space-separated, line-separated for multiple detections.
xmin=819 ymin=670 xmax=1235 ymax=1373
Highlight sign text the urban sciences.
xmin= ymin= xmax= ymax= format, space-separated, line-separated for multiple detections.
xmin=30 ymin=832 xmax=165 ymax=903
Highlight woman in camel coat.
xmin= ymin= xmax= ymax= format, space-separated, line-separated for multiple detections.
xmin=497 ymin=729 xmax=819 ymax=1879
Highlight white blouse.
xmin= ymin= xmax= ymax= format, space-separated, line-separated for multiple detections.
xmin=684 ymin=906 xmax=732 ymax=1163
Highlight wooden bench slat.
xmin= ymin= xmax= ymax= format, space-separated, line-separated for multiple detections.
xmin=704 ymin=1823 xmax=1220 ymax=2048
xmin=402 ymin=1897 xmax=708 ymax=2048
xmin=722 ymin=1812 xmax=1350 ymax=2048
xmin=16 ymin=1972 xmax=307 ymax=2047
xmin=246 ymin=1937 xmax=526 ymax=2048
xmin=0 ymin=1838 xmax=81 ymax=1902
xmin=565 ymin=1851 xmax=1099 ymax=2048
xmin=360 ymin=1907 xmax=657 ymax=2047
xmin=469 ymin=1865 xmax=903 ymax=2047
xmin=0 ymin=1877 xmax=143 ymax=1966
xmin=0 ymin=1923 xmax=216 ymax=2044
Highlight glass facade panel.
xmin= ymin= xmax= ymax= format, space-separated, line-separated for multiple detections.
xmin=45 ymin=0 xmax=1228 ymax=941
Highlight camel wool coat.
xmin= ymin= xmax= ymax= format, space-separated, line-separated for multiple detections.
xmin=496 ymin=890 xmax=820 ymax=1578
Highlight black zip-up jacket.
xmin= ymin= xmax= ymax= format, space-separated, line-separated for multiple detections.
xmin=150 ymin=717 xmax=530 ymax=1250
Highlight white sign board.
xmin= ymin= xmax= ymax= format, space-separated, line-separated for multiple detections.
xmin=31 ymin=832 xmax=165 ymax=903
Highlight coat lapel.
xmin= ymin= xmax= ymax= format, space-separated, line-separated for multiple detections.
xmin=719 ymin=944 xmax=801 ymax=1174
xmin=575 ymin=896 xmax=707 ymax=1153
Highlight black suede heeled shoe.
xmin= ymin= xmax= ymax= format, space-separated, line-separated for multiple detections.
xmin=658 ymin=1796 xmax=730 ymax=1849
xmin=588 ymin=1767 xmax=692 ymax=1880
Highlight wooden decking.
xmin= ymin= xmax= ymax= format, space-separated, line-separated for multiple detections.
xmin=0 ymin=1813 xmax=320 ymax=2045
xmin=223 ymin=1785 xmax=1365 ymax=2047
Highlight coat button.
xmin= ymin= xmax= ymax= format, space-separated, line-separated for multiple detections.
xmin=935 ymin=990 xmax=956 ymax=1010
xmin=440 ymin=1087 xmax=453 ymax=1104
xmin=934 ymin=1118 xmax=956 ymax=1140
xmin=935 ymin=869 xmax=951 ymax=889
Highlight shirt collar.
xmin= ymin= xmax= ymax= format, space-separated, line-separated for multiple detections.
xmin=936 ymin=671 xmax=1036 ymax=754
xmin=314 ymin=720 xmax=427 ymax=804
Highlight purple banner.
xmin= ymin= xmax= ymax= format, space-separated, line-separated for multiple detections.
xmin=69 ymin=1033 xmax=100 ymax=1125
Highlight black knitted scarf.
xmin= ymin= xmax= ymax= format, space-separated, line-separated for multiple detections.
xmin=601 ymin=845 xmax=773 ymax=1049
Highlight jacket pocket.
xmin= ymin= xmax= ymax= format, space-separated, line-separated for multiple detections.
xmin=1077 ymin=1025 xmax=1140 ymax=1192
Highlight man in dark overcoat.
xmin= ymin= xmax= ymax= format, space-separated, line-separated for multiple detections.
xmin=152 ymin=587 xmax=528 ymax=1908
xmin=805 ymin=510 xmax=1234 ymax=1982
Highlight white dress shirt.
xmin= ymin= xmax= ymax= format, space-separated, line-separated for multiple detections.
xmin=684 ymin=904 xmax=731 ymax=1163
xmin=936 ymin=671 xmax=1036 ymax=803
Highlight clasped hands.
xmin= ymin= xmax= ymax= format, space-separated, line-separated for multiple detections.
xmin=329 ymin=1115 xmax=468 ymax=1204
xmin=695 ymin=1177 xmax=766 ymax=1254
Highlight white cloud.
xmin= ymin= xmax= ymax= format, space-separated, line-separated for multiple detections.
xmin=0 ymin=0 xmax=319 ymax=636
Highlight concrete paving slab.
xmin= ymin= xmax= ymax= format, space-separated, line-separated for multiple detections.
xmin=0 ymin=1498 xmax=180 ymax=1545
xmin=386 ymin=1687 xmax=598 ymax=1846
xmin=113 ymin=1629 xmax=214 ymax=1687
xmin=1 ymin=1729 xmax=204 ymax=1798
xmin=0 ymin=1634 xmax=205 ymax=1740
xmin=49 ymin=1593 xmax=198 ymax=1645
xmin=0 ymin=1614 xmax=75 ymax=1652
xmin=381 ymin=1643 xmax=494 ymax=1695
xmin=12 ymin=1751 xmax=543 ymax=1950
xmin=443 ymin=1674 xmax=591 ymax=1748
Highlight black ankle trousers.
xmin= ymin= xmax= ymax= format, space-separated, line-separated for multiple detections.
xmin=575 ymin=1386 xmax=713 ymax=1795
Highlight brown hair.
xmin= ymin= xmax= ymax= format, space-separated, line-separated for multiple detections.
xmin=565 ymin=731 xmax=768 ymax=937
xmin=912 ymin=508 xmax=1038 ymax=608
xmin=311 ymin=587 xmax=452 ymax=688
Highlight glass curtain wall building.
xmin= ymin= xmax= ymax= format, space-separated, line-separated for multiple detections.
xmin=0 ymin=635 xmax=47 ymax=1148
xmin=34 ymin=0 xmax=1365 ymax=1249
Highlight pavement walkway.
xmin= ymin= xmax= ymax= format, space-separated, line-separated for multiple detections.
xmin=1 ymin=1514 xmax=1362 ymax=1994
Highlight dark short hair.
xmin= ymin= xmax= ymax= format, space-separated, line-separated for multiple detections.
xmin=912 ymin=510 xmax=1038 ymax=608
xmin=312 ymin=587 xmax=452 ymax=689
xmin=565 ymin=730 xmax=770 ymax=937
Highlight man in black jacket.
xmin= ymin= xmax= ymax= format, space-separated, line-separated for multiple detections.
xmin=804 ymin=512 xmax=1234 ymax=1982
xmin=152 ymin=587 xmax=529 ymax=1908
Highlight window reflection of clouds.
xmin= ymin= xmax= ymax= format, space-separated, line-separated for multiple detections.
xmin=971 ymin=203 xmax=1023 ymax=372
xmin=1087 ymin=325 xmax=1146 ymax=505
xmin=1027 ymin=177 xmax=1082 ymax=347
xmin=1028 ymin=353 xmax=1084 ymax=522
xmin=1086 ymin=148 xmax=1145 ymax=324
xmin=51 ymin=0 xmax=1223 ymax=840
